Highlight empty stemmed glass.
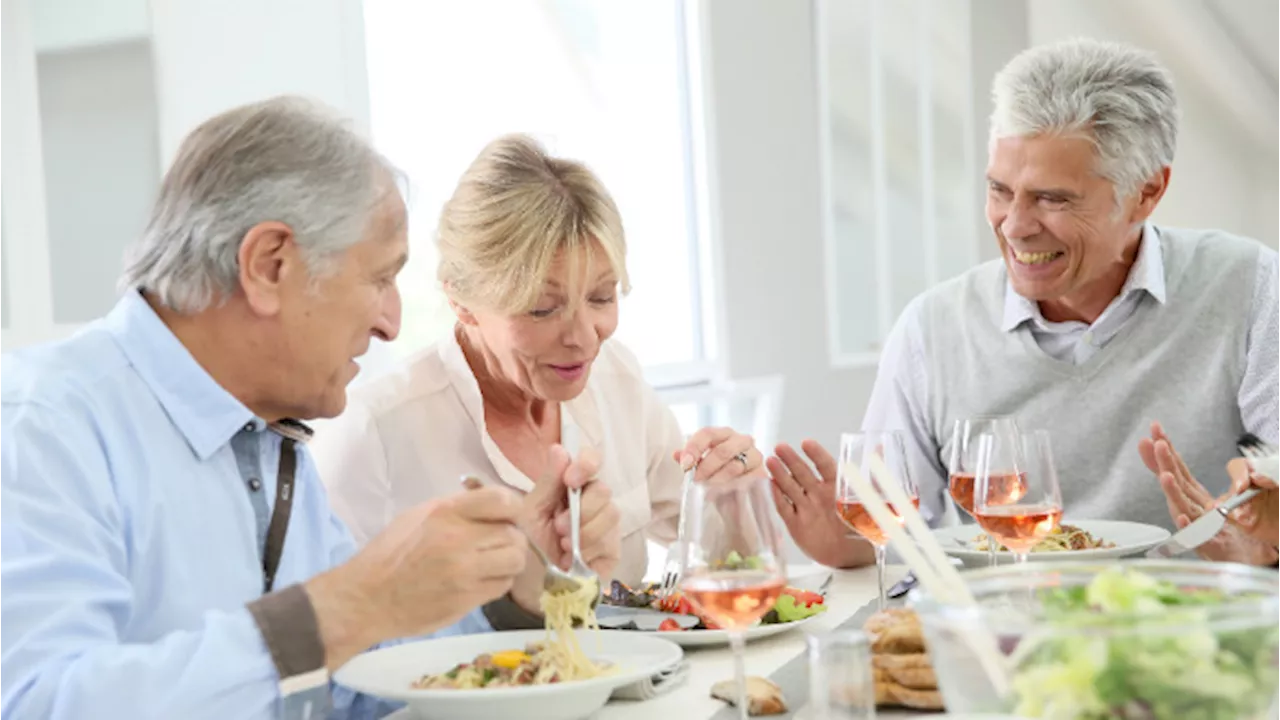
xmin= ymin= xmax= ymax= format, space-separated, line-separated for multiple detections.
xmin=973 ymin=429 xmax=1063 ymax=565
xmin=835 ymin=431 xmax=918 ymax=611
xmin=679 ymin=475 xmax=787 ymax=720
xmin=947 ymin=416 xmax=1024 ymax=566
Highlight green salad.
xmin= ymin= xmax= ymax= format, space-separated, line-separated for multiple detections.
xmin=1009 ymin=567 xmax=1279 ymax=720
xmin=714 ymin=551 xmax=766 ymax=571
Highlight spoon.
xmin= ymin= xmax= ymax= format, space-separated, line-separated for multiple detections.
xmin=459 ymin=474 xmax=599 ymax=607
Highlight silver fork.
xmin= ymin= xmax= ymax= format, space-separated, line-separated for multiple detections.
xmin=460 ymin=474 xmax=597 ymax=606
xmin=1239 ymin=430 xmax=1280 ymax=486
xmin=1238 ymin=432 xmax=1276 ymax=459
xmin=566 ymin=485 xmax=601 ymax=609
xmin=657 ymin=466 xmax=696 ymax=602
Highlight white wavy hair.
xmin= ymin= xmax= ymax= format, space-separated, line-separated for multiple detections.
xmin=990 ymin=38 xmax=1180 ymax=204
xmin=120 ymin=96 xmax=402 ymax=313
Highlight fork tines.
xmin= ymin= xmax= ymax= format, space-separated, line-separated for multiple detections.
xmin=1237 ymin=432 xmax=1279 ymax=485
xmin=1238 ymin=432 xmax=1276 ymax=458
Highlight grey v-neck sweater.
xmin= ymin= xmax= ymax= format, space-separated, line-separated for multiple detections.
xmin=918 ymin=226 xmax=1268 ymax=531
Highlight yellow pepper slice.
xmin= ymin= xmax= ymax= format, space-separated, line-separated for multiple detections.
xmin=490 ymin=650 xmax=530 ymax=669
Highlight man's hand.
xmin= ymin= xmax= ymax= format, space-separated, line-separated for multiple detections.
xmin=510 ymin=445 xmax=621 ymax=613
xmin=766 ymin=440 xmax=875 ymax=569
xmin=1227 ymin=457 xmax=1280 ymax=548
xmin=1139 ymin=421 xmax=1280 ymax=565
xmin=306 ymin=487 xmax=527 ymax=669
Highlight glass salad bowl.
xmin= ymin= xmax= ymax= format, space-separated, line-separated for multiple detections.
xmin=908 ymin=559 xmax=1279 ymax=719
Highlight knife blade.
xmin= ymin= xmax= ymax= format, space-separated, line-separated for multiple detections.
xmin=1145 ymin=487 xmax=1262 ymax=558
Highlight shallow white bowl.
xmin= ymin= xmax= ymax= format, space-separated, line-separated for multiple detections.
xmin=333 ymin=629 xmax=683 ymax=720
xmin=934 ymin=519 xmax=1170 ymax=567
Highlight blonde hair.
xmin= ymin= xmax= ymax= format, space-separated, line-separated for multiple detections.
xmin=436 ymin=134 xmax=630 ymax=314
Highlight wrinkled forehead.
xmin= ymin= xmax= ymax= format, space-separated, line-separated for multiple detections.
xmin=987 ymin=133 xmax=1106 ymax=190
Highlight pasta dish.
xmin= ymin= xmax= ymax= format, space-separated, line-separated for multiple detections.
xmin=972 ymin=524 xmax=1115 ymax=553
xmin=412 ymin=579 xmax=613 ymax=689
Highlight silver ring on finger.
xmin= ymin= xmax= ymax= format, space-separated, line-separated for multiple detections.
xmin=734 ymin=451 xmax=749 ymax=471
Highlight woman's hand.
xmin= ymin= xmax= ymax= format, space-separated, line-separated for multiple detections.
xmin=672 ymin=426 xmax=764 ymax=483
xmin=511 ymin=445 xmax=621 ymax=611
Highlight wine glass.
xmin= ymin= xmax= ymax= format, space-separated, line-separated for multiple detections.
xmin=947 ymin=416 xmax=1024 ymax=566
xmin=834 ymin=431 xmax=918 ymax=611
xmin=973 ymin=429 xmax=1063 ymax=565
xmin=679 ymin=475 xmax=787 ymax=720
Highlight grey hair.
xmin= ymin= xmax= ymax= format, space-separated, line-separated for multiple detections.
xmin=120 ymin=95 xmax=403 ymax=313
xmin=990 ymin=38 xmax=1179 ymax=202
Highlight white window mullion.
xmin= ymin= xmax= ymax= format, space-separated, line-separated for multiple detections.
xmin=869 ymin=0 xmax=893 ymax=342
xmin=2 ymin=0 xmax=58 ymax=344
xmin=917 ymin=0 xmax=939 ymax=288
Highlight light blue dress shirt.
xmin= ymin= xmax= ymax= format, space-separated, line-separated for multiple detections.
xmin=1 ymin=291 xmax=492 ymax=720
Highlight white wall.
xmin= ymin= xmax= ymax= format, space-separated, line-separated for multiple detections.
xmin=700 ymin=0 xmax=1031 ymax=450
xmin=31 ymin=0 xmax=149 ymax=53
xmin=1255 ymin=162 xmax=1280 ymax=245
xmin=37 ymin=40 xmax=160 ymax=323
xmin=702 ymin=0 xmax=872 ymax=453
xmin=150 ymin=0 xmax=372 ymax=166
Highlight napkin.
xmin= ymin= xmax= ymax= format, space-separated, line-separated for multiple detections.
xmin=610 ymin=660 xmax=691 ymax=701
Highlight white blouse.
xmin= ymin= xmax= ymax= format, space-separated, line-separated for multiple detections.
xmin=309 ymin=331 xmax=685 ymax=586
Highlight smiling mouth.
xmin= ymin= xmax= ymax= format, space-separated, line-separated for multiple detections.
xmin=1012 ymin=249 xmax=1064 ymax=265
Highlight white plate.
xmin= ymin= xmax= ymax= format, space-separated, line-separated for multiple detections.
xmin=786 ymin=563 xmax=834 ymax=592
xmin=935 ymin=519 xmax=1171 ymax=567
xmin=334 ymin=629 xmax=683 ymax=720
xmin=622 ymin=611 xmax=825 ymax=648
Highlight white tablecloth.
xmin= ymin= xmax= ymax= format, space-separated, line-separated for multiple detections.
xmin=599 ymin=564 xmax=934 ymax=720
xmin=385 ymin=564 xmax=938 ymax=720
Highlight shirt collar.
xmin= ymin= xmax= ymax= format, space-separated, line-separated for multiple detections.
xmin=105 ymin=291 xmax=311 ymax=460
xmin=1001 ymin=222 xmax=1167 ymax=332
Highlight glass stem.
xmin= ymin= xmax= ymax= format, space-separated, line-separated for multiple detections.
xmin=730 ymin=629 xmax=748 ymax=720
xmin=987 ymin=532 xmax=998 ymax=567
xmin=874 ymin=544 xmax=888 ymax=611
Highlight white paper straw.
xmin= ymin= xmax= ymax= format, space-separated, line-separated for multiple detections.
xmin=865 ymin=452 xmax=974 ymax=604
xmin=844 ymin=460 xmax=1011 ymax=697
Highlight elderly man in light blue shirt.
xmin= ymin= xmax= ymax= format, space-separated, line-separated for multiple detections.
xmin=1 ymin=97 xmax=622 ymax=719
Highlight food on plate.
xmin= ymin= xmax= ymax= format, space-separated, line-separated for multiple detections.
xmin=412 ymin=578 xmax=612 ymax=689
xmin=971 ymin=523 xmax=1115 ymax=552
xmin=605 ymin=578 xmax=826 ymax=631
xmin=863 ymin=607 xmax=945 ymax=711
xmin=1009 ymin=566 xmax=1279 ymax=719
xmin=710 ymin=676 xmax=787 ymax=715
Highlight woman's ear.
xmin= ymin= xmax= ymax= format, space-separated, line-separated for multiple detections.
xmin=448 ymin=295 xmax=479 ymax=326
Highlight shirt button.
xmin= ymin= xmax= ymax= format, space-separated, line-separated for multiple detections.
xmin=243 ymin=422 xmax=255 ymax=433
xmin=248 ymin=477 xmax=263 ymax=492
xmin=1082 ymin=331 xmax=1093 ymax=344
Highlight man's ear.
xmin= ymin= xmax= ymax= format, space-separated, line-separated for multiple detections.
xmin=237 ymin=221 xmax=298 ymax=316
xmin=1128 ymin=166 xmax=1171 ymax=225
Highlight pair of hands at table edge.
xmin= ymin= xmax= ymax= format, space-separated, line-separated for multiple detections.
xmin=765 ymin=425 xmax=1280 ymax=571
xmin=304 ymin=444 xmax=619 ymax=671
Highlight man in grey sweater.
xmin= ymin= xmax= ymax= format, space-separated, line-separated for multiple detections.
xmin=769 ymin=38 xmax=1278 ymax=568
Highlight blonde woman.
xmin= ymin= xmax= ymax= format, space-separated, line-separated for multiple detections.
xmin=310 ymin=135 xmax=764 ymax=586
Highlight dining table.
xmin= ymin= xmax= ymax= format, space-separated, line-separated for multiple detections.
xmin=598 ymin=563 xmax=937 ymax=720
xmin=383 ymin=563 xmax=942 ymax=720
